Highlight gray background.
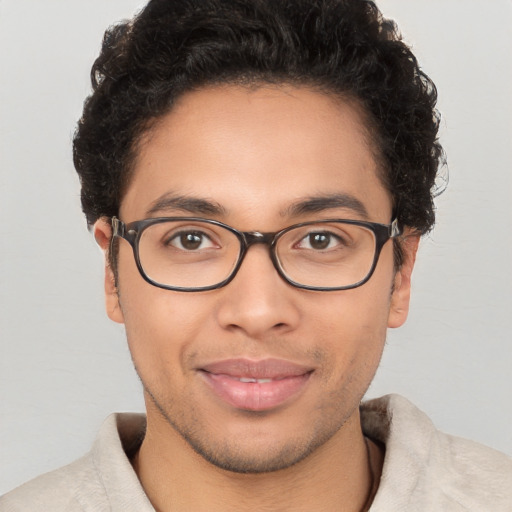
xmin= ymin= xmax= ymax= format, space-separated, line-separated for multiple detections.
xmin=1 ymin=0 xmax=511 ymax=494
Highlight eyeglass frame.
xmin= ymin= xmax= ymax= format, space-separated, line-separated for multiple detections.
xmin=111 ymin=216 xmax=401 ymax=292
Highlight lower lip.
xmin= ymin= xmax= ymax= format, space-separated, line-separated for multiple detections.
xmin=201 ymin=372 xmax=311 ymax=411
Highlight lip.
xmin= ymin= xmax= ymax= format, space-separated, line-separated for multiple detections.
xmin=199 ymin=358 xmax=313 ymax=411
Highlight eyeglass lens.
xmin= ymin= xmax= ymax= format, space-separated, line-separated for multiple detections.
xmin=136 ymin=220 xmax=378 ymax=290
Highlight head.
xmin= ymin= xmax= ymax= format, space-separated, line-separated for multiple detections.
xmin=74 ymin=0 xmax=444 ymax=255
xmin=75 ymin=0 xmax=444 ymax=473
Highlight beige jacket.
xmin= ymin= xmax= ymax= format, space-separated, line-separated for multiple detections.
xmin=2 ymin=394 xmax=511 ymax=511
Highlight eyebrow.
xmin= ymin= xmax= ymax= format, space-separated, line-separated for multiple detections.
xmin=283 ymin=193 xmax=369 ymax=219
xmin=146 ymin=191 xmax=369 ymax=220
xmin=146 ymin=193 xmax=227 ymax=217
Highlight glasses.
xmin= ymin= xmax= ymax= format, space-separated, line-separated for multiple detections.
xmin=111 ymin=216 xmax=401 ymax=292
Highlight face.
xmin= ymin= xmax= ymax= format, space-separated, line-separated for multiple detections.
xmin=95 ymin=85 xmax=417 ymax=473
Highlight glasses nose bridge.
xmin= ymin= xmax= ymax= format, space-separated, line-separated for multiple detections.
xmin=234 ymin=230 xmax=281 ymax=282
xmin=242 ymin=231 xmax=276 ymax=249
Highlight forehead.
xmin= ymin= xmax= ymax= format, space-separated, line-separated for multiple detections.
xmin=121 ymin=85 xmax=391 ymax=225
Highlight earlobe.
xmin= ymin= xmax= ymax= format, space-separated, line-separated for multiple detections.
xmin=93 ymin=218 xmax=125 ymax=325
xmin=388 ymin=233 xmax=420 ymax=328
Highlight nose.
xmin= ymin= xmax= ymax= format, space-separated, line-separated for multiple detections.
xmin=215 ymin=244 xmax=301 ymax=339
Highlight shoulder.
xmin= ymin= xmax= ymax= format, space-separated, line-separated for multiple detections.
xmin=0 ymin=413 xmax=149 ymax=512
xmin=362 ymin=394 xmax=512 ymax=511
xmin=433 ymin=430 xmax=512 ymax=509
xmin=0 ymin=454 xmax=108 ymax=511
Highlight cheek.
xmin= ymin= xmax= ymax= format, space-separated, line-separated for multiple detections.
xmin=121 ymin=291 xmax=206 ymax=346
xmin=309 ymin=273 xmax=393 ymax=342
xmin=317 ymin=304 xmax=388 ymax=382
xmin=115 ymin=251 xmax=211 ymax=376
xmin=119 ymin=290 xmax=218 ymax=408
xmin=306 ymin=263 xmax=394 ymax=375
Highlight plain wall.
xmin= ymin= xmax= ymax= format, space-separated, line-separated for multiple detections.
xmin=1 ymin=0 xmax=511 ymax=494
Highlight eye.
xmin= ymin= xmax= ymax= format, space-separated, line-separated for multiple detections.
xmin=167 ymin=230 xmax=216 ymax=251
xmin=296 ymin=231 xmax=344 ymax=250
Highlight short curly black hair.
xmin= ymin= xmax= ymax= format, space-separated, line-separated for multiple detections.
xmin=73 ymin=0 xmax=445 ymax=248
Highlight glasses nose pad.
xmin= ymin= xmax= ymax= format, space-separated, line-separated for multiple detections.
xmin=243 ymin=231 xmax=271 ymax=245
xmin=239 ymin=231 xmax=299 ymax=289
xmin=231 ymin=231 xmax=282 ymax=280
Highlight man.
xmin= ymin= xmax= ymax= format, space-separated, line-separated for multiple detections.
xmin=1 ymin=0 xmax=511 ymax=510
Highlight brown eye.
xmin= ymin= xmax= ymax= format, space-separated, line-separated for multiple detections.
xmin=296 ymin=231 xmax=341 ymax=251
xmin=167 ymin=231 xmax=214 ymax=251
xmin=180 ymin=233 xmax=203 ymax=250
xmin=308 ymin=233 xmax=331 ymax=250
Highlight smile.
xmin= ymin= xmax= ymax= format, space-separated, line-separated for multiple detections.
xmin=198 ymin=358 xmax=313 ymax=412
xmin=238 ymin=377 xmax=273 ymax=383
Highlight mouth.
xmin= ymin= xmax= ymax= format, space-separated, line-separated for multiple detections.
xmin=198 ymin=358 xmax=313 ymax=412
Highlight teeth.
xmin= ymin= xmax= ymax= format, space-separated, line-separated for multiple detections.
xmin=239 ymin=377 xmax=273 ymax=383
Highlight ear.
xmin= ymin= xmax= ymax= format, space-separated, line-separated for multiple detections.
xmin=93 ymin=218 xmax=125 ymax=324
xmin=387 ymin=232 xmax=420 ymax=328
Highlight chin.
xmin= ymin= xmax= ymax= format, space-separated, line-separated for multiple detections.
xmin=185 ymin=435 xmax=323 ymax=474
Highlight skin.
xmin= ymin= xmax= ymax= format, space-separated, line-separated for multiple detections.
xmin=95 ymin=85 xmax=418 ymax=511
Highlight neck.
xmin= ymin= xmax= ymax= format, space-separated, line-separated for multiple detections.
xmin=132 ymin=409 xmax=383 ymax=512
